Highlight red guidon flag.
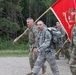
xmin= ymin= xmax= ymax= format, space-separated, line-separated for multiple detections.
xmin=50 ymin=0 xmax=76 ymax=40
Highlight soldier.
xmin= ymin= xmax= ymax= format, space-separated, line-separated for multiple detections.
xmin=28 ymin=20 xmax=59 ymax=75
xmin=55 ymin=22 xmax=70 ymax=61
xmin=69 ymin=26 xmax=76 ymax=75
xmin=26 ymin=18 xmax=46 ymax=75
xmin=55 ymin=22 xmax=65 ymax=59
xmin=62 ymin=33 xmax=71 ymax=62
xmin=55 ymin=22 xmax=63 ymax=32
xmin=26 ymin=18 xmax=38 ymax=70
xmin=14 ymin=18 xmax=46 ymax=74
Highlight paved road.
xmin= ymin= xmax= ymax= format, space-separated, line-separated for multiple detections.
xmin=0 ymin=57 xmax=72 ymax=75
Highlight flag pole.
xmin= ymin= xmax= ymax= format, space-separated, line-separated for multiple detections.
xmin=13 ymin=7 xmax=51 ymax=43
xmin=34 ymin=7 xmax=51 ymax=23
xmin=13 ymin=28 xmax=29 ymax=43
xmin=55 ymin=39 xmax=69 ymax=56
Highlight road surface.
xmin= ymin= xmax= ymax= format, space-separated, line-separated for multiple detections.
xmin=0 ymin=57 xmax=72 ymax=75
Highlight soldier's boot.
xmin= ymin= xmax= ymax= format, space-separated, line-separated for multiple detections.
xmin=55 ymin=54 xmax=59 ymax=60
xmin=27 ymin=72 xmax=37 ymax=75
xmin=32 ymin=73 xmax=37 ymax=75
xmin=42 ymin=65 xmax=46 ymax=74
xmin=70 ymin=65 xmax=76 ymax=75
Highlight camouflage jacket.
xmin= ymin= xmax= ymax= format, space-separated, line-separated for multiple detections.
xmin=72 ymin=29 xmax=76 ymax=46
xmin=37 ymin=27 xmax=53 ymax=52
xmin=24 ymin=25 xmax=38 ymax=48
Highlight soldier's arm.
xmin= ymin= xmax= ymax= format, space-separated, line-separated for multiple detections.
xmin=37 ymin=30 xmax=52 ymax=52
xmin=33 ymin=26 xmax=38 ymax=48
xmin=61 ymin=28 xmax=66 ymax=39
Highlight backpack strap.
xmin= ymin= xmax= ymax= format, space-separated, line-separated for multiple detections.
xmin=47 ymin=29 xmax=56 ymax=49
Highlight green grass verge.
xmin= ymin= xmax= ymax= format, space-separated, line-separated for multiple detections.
xmin=0 ymin=50 xmax=29 ymax=57
xmin=0 ymin=38 xmax=30 ymax=57
xmin=0 ymin=38 xmax=29 ymax=50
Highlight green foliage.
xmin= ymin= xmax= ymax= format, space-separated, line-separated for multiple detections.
xmin=0 ymin=8 xmax=3 ymax=12
xmin=17 ymin=35 xmax=29 ymax=45
xmin=0 ymin=0 xmax=3 ymax=2
xmin=0 ymin=38 xmax=29 ymax=50
xmin=15 ymin=4 xmax=22 ymax=12
xmin=0 ymin=0 xmax=58 ymax=50
xmin=0 ymin=50 xmax=28 ymax=57
xmin=7 ymin=2 xmax=22 ymax=12
xmin=0 ymin=18 xmax=20 ymax=33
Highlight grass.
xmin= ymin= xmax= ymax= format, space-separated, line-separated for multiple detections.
xmin=0 ymin=50 xmax=29 ymax=57
xmin=0 ymin=38 xmax=30 ymax=57
xmin=0 ymin=37 xmax=29 ymax=50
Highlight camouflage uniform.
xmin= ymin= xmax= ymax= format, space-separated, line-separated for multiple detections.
xmin=69 ymin=26 xmax=76 ymax=75
xmin=55 ymin=26 xmax=65 ymax=59
xmin=32 ymin=27 xmax=59 ymax=75
xmin=62 ymin=33 xmax=70 ymax=61
xmin=55 ymin=25 xmax=70 ymax=61
xmin=28 ymin=25 xmax=38 ymax=69
xmin=28 ymin=25 xmax=46 ymax=73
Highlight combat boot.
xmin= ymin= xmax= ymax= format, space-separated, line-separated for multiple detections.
xmin=27 ymin=72 xmax=37 ymax=75
xmin=32 ymin=73 xmax=37 ymax=75
xmin=42 ymin=65 xmax=46 ymax=74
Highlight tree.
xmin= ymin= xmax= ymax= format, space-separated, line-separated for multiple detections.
xmin=0 ymin=0 xmax=25 ymax=39
xmin=0 ymin=0 xmax=57 ymax=39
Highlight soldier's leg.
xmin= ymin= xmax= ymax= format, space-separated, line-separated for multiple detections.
xmin=32 ymin=55 xmax=46 ymax=74
xmin=41 ymin=64 xmax=46 ymax=74
xmin=69 ymin=58 xmax=76 ymax=75
xmin=27 ymin=72 xmax=37 ymax=75
xmin=27 ymin=51 xmax=35 ymax=75
xmin=46 ymin=51 xmax=59 ymax=75
xmin=29 ymin=51 xmax=35 ymax=69
xmin=60 ymin=48 xmax=64 ymax=57
xmin=69 ymin=47 xmax=76 ymax=75
xmin=67 ymin=50 xmax=70 ymax=60
xmin=64 ymin=49 xmax=70 ymax=60
xmin=55 ymin=48 xmax=60 ymax=60
xmin=70 ymin=65 xmax=76 ymax=75
xmin=33 ymin=53 xmax=46 ymax=74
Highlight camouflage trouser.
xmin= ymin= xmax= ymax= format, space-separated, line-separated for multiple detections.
xmin=29 ymin=50 xmax=37 ymax=69
xmin=69 ymin=47 xmax=76 ymax=75
xmin=29 ymin=48 xmax=46 ymax=72
xmin=55 ymin=48 xmax=60 ymax=59
xmin=32 ymin=50 xmax=59 ymax=75
xmin=62 ymin=47 xmax=70 ymax=60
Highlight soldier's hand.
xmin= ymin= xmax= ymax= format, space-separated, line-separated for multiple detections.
xmin=33 ymin=48 xmax=39 ymax=55
xmin=13 ymin=38 xmax=18 ymax=44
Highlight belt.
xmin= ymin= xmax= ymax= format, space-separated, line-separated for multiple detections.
xmin=29 ymin=42 xmax=32 ymax=45
xmin=45 ymin=50 xmax=51 ymax=54
xmin=29 ymin=42 xmax=35 ymax=45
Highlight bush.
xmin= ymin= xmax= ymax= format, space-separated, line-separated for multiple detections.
xmin=0 ymin=18 xmax=20 ymax=33
xmin=0 ymin=38 xmax=29 ymax=51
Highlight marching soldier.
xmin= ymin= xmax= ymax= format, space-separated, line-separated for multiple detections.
xmin=62 ymin=33 xmax=70 ymax=61
xmin=69 ymin=26 xmax=76 ymax=75
xmin=55 ymin=22 xmax=65 ymax=59
xmin=55 ymin=22 xmax=70 ymax=61
xmin=28 ymin=20 xmax=59 ymax=75
xmin=13 ymin=18 xmax=46 ymax=74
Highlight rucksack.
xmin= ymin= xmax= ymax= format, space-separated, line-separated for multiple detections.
xmin=48 ymin=27 xmax=63 ymax=49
